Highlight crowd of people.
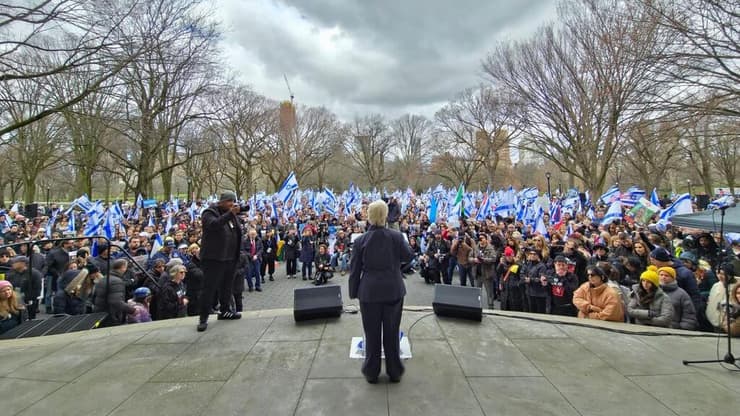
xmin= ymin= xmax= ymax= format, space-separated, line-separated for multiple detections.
xmin=1 ymin=192 xmax=739 ymax=337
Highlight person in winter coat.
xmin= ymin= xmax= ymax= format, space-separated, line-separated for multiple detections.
xmin=282 ymin=227 xmax=300 ymax=279
xmin=523 ymin=248 xmax=549 ymax=314
xmin=547 ymin=256 xmax=579 ymax=317
xmin=707 ymin=262 xmax=738 ymax=329
xmin=314 ymin=244 xmax=333 ymax=285
xmin=0 ymin=280 xmax=27 ymax=335
xmin=157 ymin=264 xmax=188 ymax=320
xmin=498 ymin=246 xmax=524 ymax=312
xmin=424 ymin=230 xmax=450 ymax=284
xmin=573 ymin=265 xmax=624 ymax=322
xmin=468 ymin=234 xmax=497 ymax=309
xmin=6 ymin=256 xmax=42 ymax=319
xmin=450 ymin=231 xmax=474 ymax=286
xmin=127 ymin=287 xmax=152 ymax=324
xmin=628 ymin=266 xmax=674 ymax=327
xmin=261 ymin=228 xmax=278 ymax=281
xmin=184 ymin=244 xmax=203 ymax=316
xmin=299 ymin=228 xmax=316 ymax=281
xmin=658 ymin=266 xmax=698 ymax=330
xmin=93 ymin=260 xmax=135 ymax=326
xmin=719 ymin=283 xmax=740 ymax=337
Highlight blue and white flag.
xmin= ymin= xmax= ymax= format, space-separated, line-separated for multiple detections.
xmin=650 ymin=188 xmax=660 ymax=206
xmin=276 ymin=172 xmax=299 ymax=204
xmin=534 ymin=208 xmax=549 ymax=238
xmin=598 ymin=185 xmax=620 ymax=205
xmin=601 ymin=200 xmax=623 ymax=226
xmin=67 ymin=213 xmax=76 ymax=233
xmin=707 ymin=195 xmax=735 ymax=210
xmin=659 ymin=193 xmax=692 ymax=221
xmin=149 ymin=234 xmax=164 ymax=258
xmin=102 ymin=211 xmax=115 ymax=240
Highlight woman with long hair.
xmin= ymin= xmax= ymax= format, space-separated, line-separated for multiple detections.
xmin=0 ymin=280 xmax=26 ymax=335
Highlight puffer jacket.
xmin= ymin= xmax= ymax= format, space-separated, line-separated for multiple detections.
xmin=92 ymin=271 xmax=134 ymax=326
xmin=573 ymin=282 xmax=624 ymax=322
xmin=660 ymin=281 xmax=698 ymax=330
xmin=627 ymin=284 xmax=674 ymax=328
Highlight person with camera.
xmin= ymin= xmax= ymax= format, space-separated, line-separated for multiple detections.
xmin=423 ymin=230 xmax=448 ymax=284
xmin=261 ymin=228 xmax=278 ymax=282
xmin=450 ymin=229 xmax=473 ymax=286
xmin=349 ymin=199 xmax=413 ymax=384
xmin=469 ymin=234 xmax=497 ymax=309
xmin=314 ymin=244 xmax=333 ymax=285
xmin=197 ymin=192 xmax=243 ymax=332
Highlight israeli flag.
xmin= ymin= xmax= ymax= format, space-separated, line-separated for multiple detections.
xmin=598 ymin=185 xmax=620 ymax=205
xmin=277 ymin=172 xmax=299 ymax=204
xmin=601 ymin=200 xmax=623 ymax=226
xmin=659 ymin=193 xmax=692 ymax=221
xmin=650 ymin=188 xmax=660 ymax=206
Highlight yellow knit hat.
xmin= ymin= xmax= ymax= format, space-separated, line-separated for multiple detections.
xmin=657 ymin=266 xmax=676 ymax=280
xmin=640 ymin=265 xmax=660 ymax=288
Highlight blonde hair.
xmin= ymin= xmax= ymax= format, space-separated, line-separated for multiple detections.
xmin=0 ymin=287 xmax=23 ymax=316
xmin=367 ymin=200 xmax=388 ymax=227
xmin=65 ymin=269 xmax=96 ymax=298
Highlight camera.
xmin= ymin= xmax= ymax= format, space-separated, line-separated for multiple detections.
xmin=237 ymin=203 xmax=250 ymax=214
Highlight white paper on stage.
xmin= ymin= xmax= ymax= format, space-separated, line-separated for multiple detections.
xmin=349 ymin=336 xmax=412 ymax=360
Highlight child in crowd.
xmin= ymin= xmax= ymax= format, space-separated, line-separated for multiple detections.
xmin=127 ymin=287 xmax=153 ymax=323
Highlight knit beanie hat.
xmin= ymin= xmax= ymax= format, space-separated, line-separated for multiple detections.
xmin=640 ymin=265 xmax=660 ymax=287
xmin=0 ymin=280 xmax=12 ymax=290
xmin=657 ymin=266 xmax=676 ymax=280
xmin=504 ymin=246 xmax=515 ymax=257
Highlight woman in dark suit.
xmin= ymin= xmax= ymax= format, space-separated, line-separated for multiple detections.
xmin=349 ymin=200 xmax=414 ymax=384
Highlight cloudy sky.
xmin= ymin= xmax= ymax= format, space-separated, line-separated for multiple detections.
xmin=215 ymin=0 xmax=558 ymax=120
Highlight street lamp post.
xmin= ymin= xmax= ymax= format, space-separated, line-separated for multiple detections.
xmin=687 ymin=179 xmax=692 ymax=196
xmin=187 ymin=177 xmax=192 ymax=202
xmin=545 ymin=172 xmax=552 ymax=199
xmin=46 ymin=187 xmax=50 ymax=210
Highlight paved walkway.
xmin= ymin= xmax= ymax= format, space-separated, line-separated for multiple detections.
xmin=2 ymin=309 xmax=737 ymax=416
xmin=239 ymin=265 xmax=437 ymax=311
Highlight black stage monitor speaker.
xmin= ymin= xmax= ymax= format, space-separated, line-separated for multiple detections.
xmin=294 ymin=285 xmax=343 ymax=322
xmin=432 ymin=284 xmax=482 ymax=322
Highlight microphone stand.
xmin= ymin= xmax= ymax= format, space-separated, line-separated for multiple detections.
xmin=683 ymin=205 xmax=739 ymax=369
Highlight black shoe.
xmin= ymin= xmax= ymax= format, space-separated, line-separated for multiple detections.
xmin=389 ymin=375 xmax=402 ymax=383
xmin=255 ymin=287 xmax=262 ymax=292
xmin=364 ymin=375 xmax=378 ymax=384
xmin=302 ymin=276 xmax=307 ymax=280
xmin=269 ymin=275 xmax=274 ymax=281
xmin=261 ymin=277 xmax=265 ymax=283
xmin=197 ymin=322 xmax=208 ymax=332
xmin=217 ymin=311 xmax=242 ymax=320
xmin=248 ymin=288 xmax=254 ymax=292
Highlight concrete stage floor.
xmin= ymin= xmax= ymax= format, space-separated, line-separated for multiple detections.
xmin=1 ymin=309 xmax=738 ymax=416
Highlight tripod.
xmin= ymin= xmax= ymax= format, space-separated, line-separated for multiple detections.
xmin=683 ymin=206 xmax=739 ymax=369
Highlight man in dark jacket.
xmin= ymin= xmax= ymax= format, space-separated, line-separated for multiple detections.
xmin=350 ymin=200 xmax=413 ymax=384
xmin=7 ymin=256 xmax=43 ymax=319
xmin=283 ymin=227 xmax=300 ymax=279
xmin=243 ymin=228 xmax=264 ymax=291
xmin=523 ymin=248 xmax=549 ymax=314
xmin=43 ymin=239 xmax=73 ymax=313
xmin=197 ymin=192 xmax=243 ymax=332
xmin=93 ymin=260 xmax=134 ymax=326
xmin=548 ymin=256 xmax=579 ymax=317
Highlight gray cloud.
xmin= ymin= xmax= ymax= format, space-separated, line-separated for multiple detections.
xmin=216 ymin=0 xmax=557 ymax=119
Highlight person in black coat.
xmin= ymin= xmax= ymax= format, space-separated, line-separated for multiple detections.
xmin=349 ymin=200 xmax=414 ymax=384
xmin=184 ymin=246 xmax=204 ymax=316
xmin=299 ymin=228 xmax=316 ymax=281
xmin=157 ymin=264 xmax=188 ymax=320
xmin=260 ymin=228 xmax=278 ymax=281
xmin=93 ymin=260 xmax=135 ymax=326
xmin=197 ymin=191 xmax=243 ymax=332
xmin=283 ymin=227 xmax=300 ymax=279
xmin=243 ymin=228 xmax=264 ymax=291
xmin=6 ymin=256 xmax=43 ymax=319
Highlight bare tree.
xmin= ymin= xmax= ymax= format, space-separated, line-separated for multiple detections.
xmin=343 ymin=114 xmax=396 ymax=189
xmin=435 ymin=86 xmax=525 ymax=188
xmin=0 ymin=0 xmax=150 ymax=136
xmin=102 ymin=0 xmax=220 ymax=197
xmin=1 ymin=79 xmax=67 ymax=202
xmin=262 ymin=104 xmax=342 ymax=190
xmin=390 ymin=114 xmax=432 ymax=189
xmin=621 ymin=117 xmax=683 ymax=191
xmin=709 ymin=122 xmax=738 ymax=195
xmin=681 ymin=114 xmax=716 ymax=196
xmin=640 ymin=0 xmax=740 ymax=118
xmin=207 ymin=84 xmax=275 ymax=197
xmin=483 ymin=0 xmax=664 ymax=195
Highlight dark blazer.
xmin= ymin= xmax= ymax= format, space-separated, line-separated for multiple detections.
xmin=200 ymin=206 xmax=242 ymax=262
xmin=349 ymin=225 xmax=414 ymax=303
xmin=243 ymin=237 xmax=264 ymax=264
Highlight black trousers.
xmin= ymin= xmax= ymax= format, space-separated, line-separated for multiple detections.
xmin=286 ymin=258 xmax=297 ymax=276
xmin=261 ymin=257 xmax=276 ymax=277
xmin=199 ymin=259 xmax=237 ymax=323
xmin=360 ymin=297 xmax=404 ymax=379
